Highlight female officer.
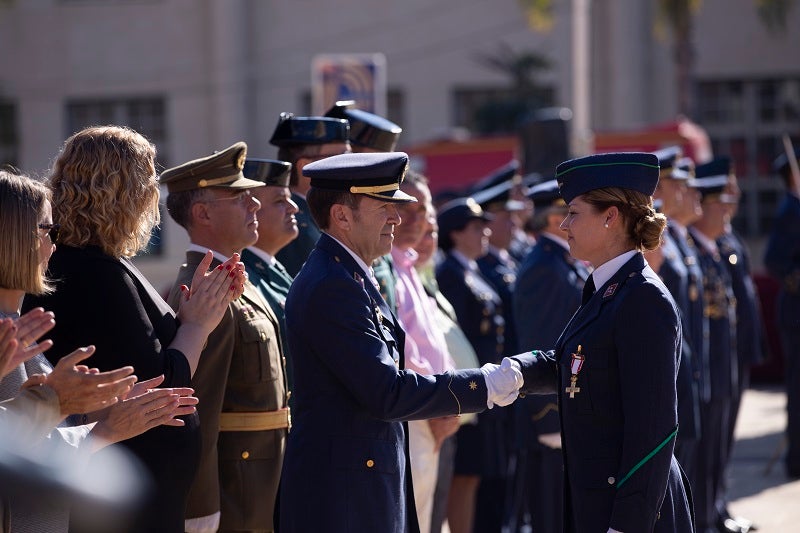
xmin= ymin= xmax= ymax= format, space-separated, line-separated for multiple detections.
xmin=435 ymin=198 xmax=508 ymax=533
xmin=512 ymin=152 xmax=694 ymax=533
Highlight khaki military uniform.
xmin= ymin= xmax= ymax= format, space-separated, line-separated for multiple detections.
xmin=169 ymin=251 xmax=288 ymax=532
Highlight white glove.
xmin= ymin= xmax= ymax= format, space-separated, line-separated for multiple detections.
xmin=537 ymin=432 xmax=562 ymax=449
xmin=481 ymin=357 xmax=523 ymax=408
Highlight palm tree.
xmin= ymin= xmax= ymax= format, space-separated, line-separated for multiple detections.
xmin=518 ymin=0 xmax=795 ymax=116
xmin=471 ymin=43 xmax=553 ymax=134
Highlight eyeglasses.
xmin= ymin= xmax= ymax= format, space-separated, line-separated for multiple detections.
xmin=202 ymin=189 xmax=255 ymax=206
xmin=38 ymin=223 xmax=60 ymax=242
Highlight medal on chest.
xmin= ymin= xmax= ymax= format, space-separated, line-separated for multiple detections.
xmin=566 ymin=345 xmax=585 ymax=399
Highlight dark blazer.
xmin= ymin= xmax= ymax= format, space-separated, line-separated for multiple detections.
xmin=688 ymin=227 xmax=738 ymax=400
xmin=23 ymin=244 xmax=200 ymax=533
xmin=513 ymin=253 xmax=694 ymax=533
xmin=514 ymin=235 xmax=588 ymax=445
xmin=764 ymin=192 xmax=800 ymax=294
xmin=668 ymin=223 xmax=710 ymax=404
xmin=168 ymin=251 xmax=288 ymax=531
xmin=436 ymin=252 xmax=505 ymax=366
xmin=657 ymin=231 xmax=702 ymax=441
xmin=279 ymin=234 xmax=489 ymax=533
xmin=437 ymin=251 xmax=509 ymax=477
xmin=478 ymin=247 xmax=519 ymax=354
xmin=718 ymin=231 xmax=764 ymax=367
xmin=276 ymin=193 xmax=321 ymax=277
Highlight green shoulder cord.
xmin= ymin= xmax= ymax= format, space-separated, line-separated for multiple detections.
xmin=616 ymin=424 xmax=679 ymax=489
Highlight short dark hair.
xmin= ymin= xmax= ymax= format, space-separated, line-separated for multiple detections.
xmin=166 ymin=188 xmax=209 ymax=229
xmin=277 ymin=145 xmax=308 ymax=187
xmin=306 ymin=188 xmax=361 ymax=230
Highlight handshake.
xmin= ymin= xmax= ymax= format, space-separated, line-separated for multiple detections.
xmin=481 ymin=357 xmax=523 ymax=408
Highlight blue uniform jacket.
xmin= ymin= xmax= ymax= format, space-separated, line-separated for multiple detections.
xmin=764 ymin=192 xmax=800 ymax=345
xmin=668 ymin=224 xmax=710 ymax=404
xmin=718 ymin=231 xmax=764 ymax=366
xmin=478 ymin=248 xmax=519 ymax=354
xmin=657 ymin=231 xmax=702 ymax=441
xmin=513 ymin=253 xmax=694 ymax=532
xmin=688 ymin=227 xmax=737 ymax=400
xmin=436 ymin=253 xmax=505 ymax=366
xmin=513 ymin=235 xmax=588 ymax=445
xmin=279 ymin=234 xmax=490 ymax=533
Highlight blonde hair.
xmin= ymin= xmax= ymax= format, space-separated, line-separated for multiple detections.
xmin=49 ymin=125 xmax=160 ymax=258
xmin=582 ymin=187 xmax=666 ymax=251
xmin=0 ymin=170 xmax=53 ymax=294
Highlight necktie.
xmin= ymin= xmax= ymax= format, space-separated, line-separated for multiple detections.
xmin=582 ymin=275 xmax=595 ymax=305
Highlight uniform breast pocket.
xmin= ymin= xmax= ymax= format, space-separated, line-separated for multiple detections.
xmin=233 ymin=317 xmax=280 ymax=383
xmin=561 ymin=347 xmax=612 ymax=414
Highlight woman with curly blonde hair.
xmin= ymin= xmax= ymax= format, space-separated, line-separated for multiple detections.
xmin=24 ymin=125 xmax=247 ymax=533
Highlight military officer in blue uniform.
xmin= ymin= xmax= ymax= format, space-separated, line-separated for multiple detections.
xmin=651 ymin=147 xmax=704 ymax=482
xmin=469 ymin=159 xmax=533 ymax=263
xmin=469 ymin=179 xmax=527 ymax=532
xmin=435 ymin=197 xmax=509 ymax=533
xmin=278 ymin=151 xmax=524 ymax=533
xmin=510 ymin=178 xmax=586 ymax=533
xmin=715 ymin=163 xmax=762 ymax=533
xmin=325 ymin=100 xmax=404 ymax=312
xmin=689 ymin=168 xmax=741 ymax=533
xmin=240 ymin=157 xmax=298 ymax=394
xmin=511 ymin=152 xmax=694 ymax=533
xmin=269 ymin=113 xmax=350 ymax=277
xmin=765 ymin=147 xmax=800 ymax=480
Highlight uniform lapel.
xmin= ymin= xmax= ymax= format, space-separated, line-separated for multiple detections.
xmin=317 ymin=234 xmax=398 ymax=332
xmin=555 ymin=253 xmax=645 ymax=354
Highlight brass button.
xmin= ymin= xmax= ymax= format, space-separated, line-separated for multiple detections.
xmin=607 ymin=476 xmax=615 ymax=485
xmin=242 ymin=451 xmax=250 ymax=459
xmin=287 ymin=390 xmax=292 ymax=399
xmin=260 ymin=332 xmax=267 ymax=341
xmin=366 ymin=459 xmax=375 ymax=468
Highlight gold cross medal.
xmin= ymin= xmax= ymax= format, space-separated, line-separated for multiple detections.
xmin=566 ymin=345 xmax=585 ymax=398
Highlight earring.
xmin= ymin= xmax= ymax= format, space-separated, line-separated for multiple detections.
xmin=604 ymin=222 xmax=609 ymax=228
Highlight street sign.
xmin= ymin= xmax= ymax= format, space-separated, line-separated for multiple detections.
xmin=311 ymin=53 xmax=387 ymax=116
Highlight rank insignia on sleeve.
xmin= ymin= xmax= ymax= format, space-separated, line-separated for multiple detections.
xmin=469 ymin=381 xmax=478 ymax=391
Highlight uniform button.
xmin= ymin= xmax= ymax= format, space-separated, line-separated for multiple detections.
xmin=607 ymin=476 xmax=615 ymax=485
xmin=260 ymin=332 xmax=267 ymax=341
xmin=366 ymin=459 xmax=375 ymax=468
xmin=287 ymin=390 xmax=292 ymax=399
xmin=656 ymin=511 xmax=661 ymax=520
xmin=242 ymin=451 xmax=250 ymax=459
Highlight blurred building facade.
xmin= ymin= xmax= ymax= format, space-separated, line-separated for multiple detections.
xmin=0 ymin=0 xmax=797 ymax=287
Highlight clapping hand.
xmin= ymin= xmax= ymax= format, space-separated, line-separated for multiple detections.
xmin=177 ymin=251 xmax=247 ymax=335
xmin=88 ymin=375 xmax=199 ymax=450
xmin=44 ymin=345 xmax=137 ymax=416
xmin=0 ymin=308 xmax=56 ymax=379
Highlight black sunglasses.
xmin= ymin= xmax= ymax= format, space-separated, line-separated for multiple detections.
xmin=38 ymin=223 xmax=60 ymax=242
